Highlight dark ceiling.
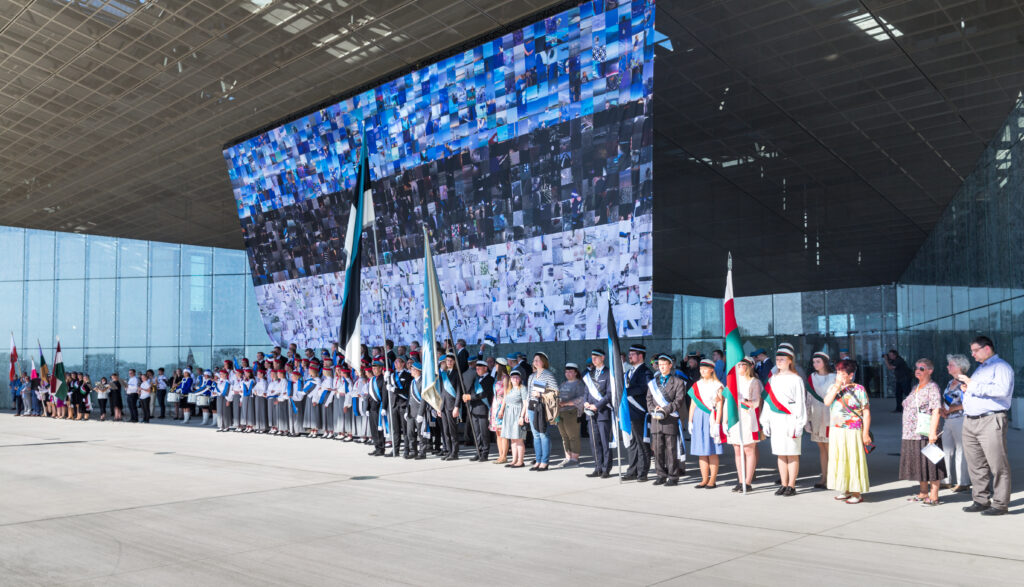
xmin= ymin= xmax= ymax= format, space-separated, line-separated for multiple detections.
xmin=2 ymin=0 xmax=1023 ymax=297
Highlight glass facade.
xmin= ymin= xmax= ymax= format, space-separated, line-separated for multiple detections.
xmin=489 ymin=286 xmax=898 ymax=398
xmin=1 ymin=226 xmax=273 ymax=408
xmin=898 ymin=97 xmax=1024 ymax=396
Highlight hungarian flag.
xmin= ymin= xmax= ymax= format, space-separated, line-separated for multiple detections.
xmin=9 ymin=332 xmax=16 ymax=383
xmin=337 ymin=128 xmax=375 ymax=368
xmin=37 ymin=341 xmax=49 ymax=384
xmin=607 ymin=304 xmax=630 ymax=448
xmin=52 ymin=339 xmax=68 ymax=401
xmin=419 ymin=226 xmax=444 ymax=413
xmin=722 ymin=254 xmax=742 ymax=437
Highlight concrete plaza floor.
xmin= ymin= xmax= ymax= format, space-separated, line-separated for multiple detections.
xmin=1 ymin=410 xmax=1022 ymax=586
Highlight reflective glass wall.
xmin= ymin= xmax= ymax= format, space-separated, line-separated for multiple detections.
xmin=898 ymin=97 xmax=1024 ymax=395
xmin=1 ymin=226 xmax=273 ymax=408
xmin=489 ymin=285 xmax=897 ymax=397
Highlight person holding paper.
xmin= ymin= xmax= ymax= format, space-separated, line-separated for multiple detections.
xmin=688 ymin=359 xmax=724 ymax=489
xmin=824 ymin=358 xmax=871 ymax=504
xmin=647 ymin=354 xmax=687 ymax=486
xmin=898 ymin=358 xmax=945 ymax=506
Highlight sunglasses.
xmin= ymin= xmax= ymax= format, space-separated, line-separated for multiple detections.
xmin=914 ymin=366 xmax=929 ymax=371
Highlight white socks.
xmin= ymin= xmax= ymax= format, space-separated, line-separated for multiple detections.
xmin=201 ymin=413 xmax=209 ymax=425
xmin=184 ymin=412 xmax=191 ymax=423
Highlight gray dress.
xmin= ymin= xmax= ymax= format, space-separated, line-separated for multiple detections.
xmin=499 ymin=384 xmax=531 ymax=440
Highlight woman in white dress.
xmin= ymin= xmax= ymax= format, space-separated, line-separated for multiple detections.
xmin=726 ymin=358 xmax=762 ymax=492
xmin=760 ymin=348 xmax=807 ymax=496
xmin=808 ymin=352 xmax=835 ymax=489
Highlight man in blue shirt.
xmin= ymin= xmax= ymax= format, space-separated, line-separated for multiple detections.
xmin=956 ymin=336 xmax=1014 ymax=516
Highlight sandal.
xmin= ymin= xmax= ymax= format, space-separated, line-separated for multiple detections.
xmin=834 ymin=494 xmax=852 ymax=501
xmin=907 ymin=495 xmax=925 ymax=502
xmin=845 ymin=496 xmax=863 ymax=504
xmin=921 ymin=498 xmax=940 ymax=507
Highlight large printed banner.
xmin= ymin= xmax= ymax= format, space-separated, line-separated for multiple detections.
xmin=223 ymin=0 xmax=655 ymax=348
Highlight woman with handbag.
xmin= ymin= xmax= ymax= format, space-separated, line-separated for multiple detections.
xmin=824 ymin=359 xmax=872 ymax=504
xmin=526 ymin=353 xmax=559 ymax=472
xmin=898 ymin=358 xmax=946 ymax=506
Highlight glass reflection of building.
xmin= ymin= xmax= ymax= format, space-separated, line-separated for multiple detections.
xmin=0 ymin=227 xmax=273 ymax=408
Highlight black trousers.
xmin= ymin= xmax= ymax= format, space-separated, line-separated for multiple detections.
xmin=430 ymin=415 xmax=443 ymax=452
xmin=652 ymin=432 xmax=682 ymax=480
xmin=625 ymin=413 xmax=651 ymax=477
xmin=592 ymin=417 xmax=612 ymax=473
xmin=468 ymin=413 xmax=490 ymax=458
xmin=98 ymin=398 xmax=108 ymax=415
xmin=404 ymin=412 xmax=425 ymax=456
xmin=894 ymin=379 xmax=911 ymax=410
xmin=441 ymin=408 xmax=460 ymax=457
xmin=390 ymin=403 xmax=408 ymax=454
xmin=156 ymin=389 xmax=167 ymax=418
xmin=15 ymin=396 xmax=26 ymax=414
xmin=368 ymin=408 xmax=385 ymax=451
xmin=126 ymin=393 xmax=140 ymax=422
xmin=139 ymin=396 xmax=151 ymax=423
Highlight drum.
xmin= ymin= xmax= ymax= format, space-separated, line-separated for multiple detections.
xmin=196 ymin=395 xmax=210 ymax=407
xmin=187 ymin=393 xmax=198 ymax=403
xmin=166 ymin=392 xmax=180 ymax=403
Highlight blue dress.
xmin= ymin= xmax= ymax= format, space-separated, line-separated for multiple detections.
xmin=690 ymin=381 xmax=723 ymax=456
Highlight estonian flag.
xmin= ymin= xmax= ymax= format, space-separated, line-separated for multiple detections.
xmin=607 ymin=304 xmax=631 ymax=448
xmin=419 ymin=225 xmax=445 ymax=413
xmin=338 ymin=129 xmax=376 ymax=369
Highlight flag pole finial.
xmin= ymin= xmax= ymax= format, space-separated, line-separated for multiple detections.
xmin=727 ymin=251 xmax=732 ymax=271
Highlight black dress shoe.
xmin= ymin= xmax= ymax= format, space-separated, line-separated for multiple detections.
xmin=981 ymin=507 xmax=1007 ymax=516
xmin=784 ymin=486 xmax=796 ymax=496
xmin=440 ymin=455 xmax=450 ymax=461
xmin=448 ymin=455 xmax=459 ymax=461
xmin=403 ymin=453 xmax=414 ymax=459
xmin=652 ymin=478 xmax=666 ymax=486
xmin=414 ymin=454 xmax=426 ymax=460
xmin=638 ymin=475 xmax=649 ymax=483
xmin=774 ymin=486 xmax=786 ymax=496
xmin=665 ymin=479 xmax=678 ymax=486
xmin=963 ymin=502 xmax=989 ymax=513
xmin=600 ymin=471 xmax=610 ymax=479
xmin=732 ymin=483 xmax=743 ymax=493
xmin=478 ymin=456 xmax=488 ymax=462
xmin=621 ymin=474 xmax=638 ymax=481
xmin=469 ymin=455 xmax=480 ymax=462
xmin=368 ymin=450 xmax=381 ymax=456
xmin=586 ymin=470 xmax=603 ymax=478
xmin=529 ymin=465 xmax=540 ymax=471
xmin=383 ymin=453 xmax=394 ymax=458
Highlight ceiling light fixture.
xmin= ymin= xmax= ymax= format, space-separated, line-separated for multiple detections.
xmin=845 ymin=11 xmax=902 ymax=41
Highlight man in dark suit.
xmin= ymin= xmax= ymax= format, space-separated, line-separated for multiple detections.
xmin=389 ymin=355 xmax=414 ymax=458
xmin=622 ymin=344 xmax=653 ymax=482
xmin=441 ymin=353 xmax=462 ymax=460
xmin=752 ymin=349 xmax=773 ymax=385
xmin=647 ymin=354 xmax=687 ymax=486
xmin=583 ymin=349 xmax=612 ymax=478
xmin=455 ymin=339 xmax=470 ymax=373
xmin=463 ymin=360 xmax=494 ymax=461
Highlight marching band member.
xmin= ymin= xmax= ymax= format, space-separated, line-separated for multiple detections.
xmin=331 ymin=364 xmax=350 ymax=440
xmin=727 ymin=358 xmax=762 ymax=493
xmin=761 ymin=348 xmax=808 ymax=496
xmin=198 ymin=370 xmax=214 ymax=426
xmin=583 ymin=349 xmax=612 ymax=479
xmin=177 ymin=368 xmax=194 ymax=423
xmin=647 ymin=354 xmax=686 ymax=486
xmin=317 ymin=360 xmax=335 ymax=439
xmin=688 ymin=359 xmax=724 ymax=488
xmin=808 ymin=351 xmax=835 ymax=489
xmin=273 ymin=369 xmax=290 ymax=435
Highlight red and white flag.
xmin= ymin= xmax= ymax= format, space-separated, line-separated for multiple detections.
xmin=8 ymin=332 xmax=16 ymax=383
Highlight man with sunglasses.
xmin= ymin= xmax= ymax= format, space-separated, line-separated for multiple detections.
xmin=957 ymin=336 xmax=1014 ymax=516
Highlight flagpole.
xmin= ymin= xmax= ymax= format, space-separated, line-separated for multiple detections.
xmin=366 ymin=161 xmax=398 ymax=457
xmin=727 ymin=253 xmax=747 ymax=495
xmin=437 ymin=278 xmax=482 ymax=458
xmin=607 ymin=312 xmax=624 ymax=483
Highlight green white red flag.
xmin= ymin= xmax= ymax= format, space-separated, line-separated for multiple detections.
xmin=723 ymin=254 xmax=742 ymax=436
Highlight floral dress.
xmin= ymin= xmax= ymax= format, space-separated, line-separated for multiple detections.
xmin=826 ymin=383 xmax=870 ymax=493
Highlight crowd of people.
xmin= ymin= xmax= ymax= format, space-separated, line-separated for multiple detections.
xmin=8 ymin=335 xmax=1014 ymax=514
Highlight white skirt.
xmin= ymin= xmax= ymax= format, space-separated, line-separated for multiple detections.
xmin=807 ymin=399 xmax=829 ymax=443
xmin=770 ymin=430 xmax=802 ymax=456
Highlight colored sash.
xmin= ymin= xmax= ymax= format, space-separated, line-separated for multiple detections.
xmin=370 ymin=377 xmax=382 ymax=402
xmin=687 ymin=382 xmax=717 ymax=414
xmin=583 ymin=372 xmax=602 ymax=402
xmin=242 ymin=381 xmax=254 ymax=397
xmin=762 ymin=381 xmax=793 ymax=414
xmin=441 ymin=372 xmax=457 ymax=398
xmin=287 ymin=381 xmax=298 ymax=413
xmin=648 ymin=378 xmax=678 ymax=417
xmin=806 ymin=375 xmax=825 ymax=403
xmin=474 ymin=379 xmax=490 ymax=410
xmin=217 ymin=381 xmax=230 ymax=397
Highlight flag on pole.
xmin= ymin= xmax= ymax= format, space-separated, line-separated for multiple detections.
xmin=338 ymin=128 xmax=375 ymax=368
xmin=722 ymin=253 xmax=742 ymax=441
xmin=52 ymin=338 xmax=68 ymax=401
xmin=37 ymin=341 xmax=49 ymax=384
xmin=9 ymin=332 xmax=17 ymax=383
xmin=30 ymin=359 xmax=37 ymax=380
xmin=419 ymin=225 xmax=444 ymax=413
xmin=607 ymin=304 xmax=631 ymax=448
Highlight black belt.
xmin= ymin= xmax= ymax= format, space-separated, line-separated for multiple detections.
xmin=966 ymin=410 xmax=1008 ymax=420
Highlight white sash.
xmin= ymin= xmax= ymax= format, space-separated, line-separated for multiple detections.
xmin=647 ymin=379 xmax=679 ymax=417
xmin=583 ymin=373 xmax=601 ymax=402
